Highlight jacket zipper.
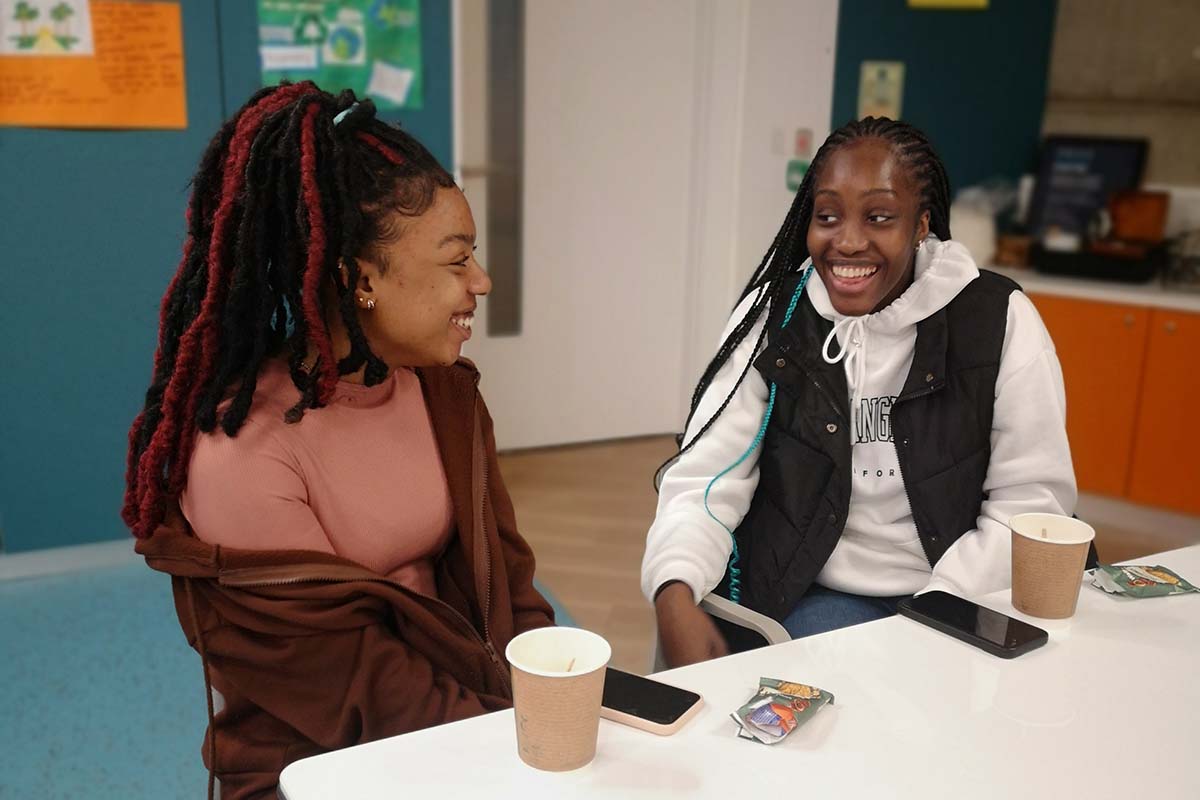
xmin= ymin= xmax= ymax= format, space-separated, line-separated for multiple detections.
xmin=475 ymin=414 xmax=505 ymax=680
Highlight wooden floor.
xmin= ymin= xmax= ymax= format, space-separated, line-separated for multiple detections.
xmin=499 ymin=435 xmax=1200 ymax=674
xmin=499 ymin=436 xmax=675 ymax=673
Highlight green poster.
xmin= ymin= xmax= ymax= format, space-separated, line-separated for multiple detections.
xmin=257 ymin=0 xmax=423 ymax=110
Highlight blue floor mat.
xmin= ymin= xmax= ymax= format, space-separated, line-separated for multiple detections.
xmin=0 ymin=562 xmax=207 ymax=799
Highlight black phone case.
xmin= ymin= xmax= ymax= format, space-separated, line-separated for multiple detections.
xmin=896 ymin=597 xmax=1048 ymax=659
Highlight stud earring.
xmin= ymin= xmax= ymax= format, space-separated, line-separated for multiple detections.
xmin=366 ymin=298 xmax=376 ymax=310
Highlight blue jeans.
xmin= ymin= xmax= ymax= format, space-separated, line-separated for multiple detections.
xmin=782 ymin=585 xmax=909 ymax=639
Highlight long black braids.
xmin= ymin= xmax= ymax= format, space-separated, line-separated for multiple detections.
xmin=658 ymin=116 xmax=953 ymax=485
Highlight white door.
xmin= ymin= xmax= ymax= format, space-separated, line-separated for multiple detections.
xmin=453 ymin=0 xmax=838 ymax=451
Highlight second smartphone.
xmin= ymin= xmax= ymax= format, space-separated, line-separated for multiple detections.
xmin=600 ymin=668 xmax=704 ymax=735
xmin=897 ymin=591 xmax=1049 ymax=658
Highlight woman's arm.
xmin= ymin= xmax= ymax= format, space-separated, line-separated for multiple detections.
xmin=922 ymin=291 xmax=1077 ymax=598
xmin=640 ymin=289 xmax=773 ymax=604
xmin=642 ymin=290 xmax=777 ymax=667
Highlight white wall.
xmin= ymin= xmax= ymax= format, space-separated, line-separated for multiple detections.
xmin=458 ymin=0 xmax=839 ymax=450
xmin=682 ymin=0 xmax=840 ymax=394
xmin=462 ymin=0 xmax=698 ymax=449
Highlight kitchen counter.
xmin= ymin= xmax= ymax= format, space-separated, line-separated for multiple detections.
xmin=989 ymin=265 xmax=1200 ymax=313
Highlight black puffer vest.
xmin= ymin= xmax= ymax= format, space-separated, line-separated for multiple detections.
xmin=719 ymin=269 xmax=1021 ymax=622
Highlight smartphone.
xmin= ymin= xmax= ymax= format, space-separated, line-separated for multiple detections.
xmin=600 ymin=668 xmax=704 ymax=735
xmin=897 ymin=591 xmax=1048 ymax=659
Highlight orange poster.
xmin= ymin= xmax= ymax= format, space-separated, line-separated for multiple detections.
xmin=0 ymin=1 xmax=186 ymax=129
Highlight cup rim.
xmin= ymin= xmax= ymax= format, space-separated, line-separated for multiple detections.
xmin=1009 ymin=512 xmax=1095 ymax=545
xmin=505 ymin=626 xmax=612 ymax=679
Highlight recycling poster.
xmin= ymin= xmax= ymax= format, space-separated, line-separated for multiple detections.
xmin=257 ymin=0 xmax=423 ymax=110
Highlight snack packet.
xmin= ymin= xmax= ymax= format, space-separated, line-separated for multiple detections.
xmin=1089 ymin=565 xmax=1199 ymax=598
xmin=730 ymin=678 xmax=834 ymax=745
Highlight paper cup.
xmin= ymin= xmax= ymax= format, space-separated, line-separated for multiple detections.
xmin=1010 ymin=513 xmax=1095 ymax=619
xmin=505 ymin=627 xmax=611 ymax=771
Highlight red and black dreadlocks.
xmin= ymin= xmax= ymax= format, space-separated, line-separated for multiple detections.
xmin=123 ymin=82 xmax=455 ymax=537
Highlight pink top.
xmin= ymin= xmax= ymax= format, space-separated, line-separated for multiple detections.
xmin=181 ymin=359 xmax=455 ymax=597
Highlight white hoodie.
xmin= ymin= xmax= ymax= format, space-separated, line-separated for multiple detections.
xmin=642 ymin=239 xmax=1076 ymax=605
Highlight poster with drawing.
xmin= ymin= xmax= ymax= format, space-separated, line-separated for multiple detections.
xmin=257 ymin=0 xmax=423 ymax=110
xmin=1 ymin=0 xmax=93 ymax=55
xmin=0 ymin=1 xmax=185 ymax=129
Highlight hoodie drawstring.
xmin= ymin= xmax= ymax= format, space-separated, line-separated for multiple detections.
xmin=823 ymin=316 xmax=867 ymax=429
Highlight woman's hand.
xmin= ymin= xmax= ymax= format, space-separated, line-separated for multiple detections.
xmin=654 ymin=582 xmax=729 ymax=668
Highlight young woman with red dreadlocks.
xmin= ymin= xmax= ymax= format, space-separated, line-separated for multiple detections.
xmin=124 ymin=82 xmax=554 ymax=799
xmin=642 ymin=118 xmax=1084 ymax=668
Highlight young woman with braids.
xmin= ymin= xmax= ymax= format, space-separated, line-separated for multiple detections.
xmin=123 ymin=82 xmax=553 ymax=798
xmin=643 ymin=118 xmax=1077 ymax=667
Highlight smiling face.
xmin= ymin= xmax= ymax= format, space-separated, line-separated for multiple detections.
xmin=805 ymin=138 xmax=930 ymax=317
xmin=352 ymin=186 xmax=492 ymax=367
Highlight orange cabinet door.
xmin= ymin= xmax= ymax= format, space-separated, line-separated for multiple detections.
xmin=1028 ymin=294 xmax=1149 ymax=497
xmin=1127 ymin=309 xmax=1200 ymax=514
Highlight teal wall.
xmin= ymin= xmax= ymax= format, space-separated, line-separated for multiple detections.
xmin=831 ymin=0 xmax=1057 ymax=193
xmin=0 ymin=1 xmax=452 ymax=553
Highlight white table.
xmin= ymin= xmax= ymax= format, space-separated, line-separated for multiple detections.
xmin=279 ymin=547 xmax=1200 ymax=799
